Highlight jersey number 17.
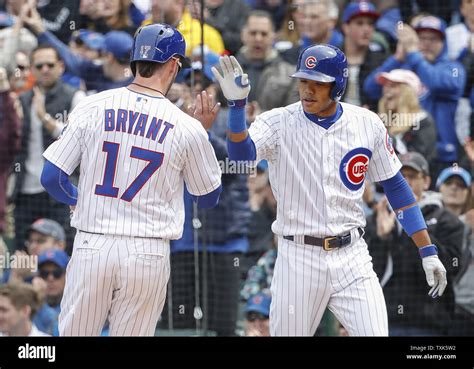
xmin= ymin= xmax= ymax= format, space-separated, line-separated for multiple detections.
xmin=95 ymin=141 xmax=164 ymax=202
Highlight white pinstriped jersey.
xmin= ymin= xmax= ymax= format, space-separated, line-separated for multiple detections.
xmin=248 ymin=101 xmax=402 ymax=237
xmin=43 ymin=87 xmax=221 ymax=239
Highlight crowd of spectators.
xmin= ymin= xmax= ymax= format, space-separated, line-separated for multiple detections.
xmin=0 ymin=0 xmax=473 ymax=337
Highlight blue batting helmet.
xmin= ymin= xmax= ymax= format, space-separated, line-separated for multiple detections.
xmin=130 ymin=23 xmax=190 ymax=76
xmin=291 ymin=44 xmax=348 ymax=101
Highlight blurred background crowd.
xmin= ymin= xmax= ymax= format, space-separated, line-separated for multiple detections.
xmin=0 ymin=0 xmax=473 ymax=337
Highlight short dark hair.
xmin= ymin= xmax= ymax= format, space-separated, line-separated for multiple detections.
xmin=245 ymin=10 xmax=275 ymax=31
xmin=31 ymin=44 xmax=61 ymax=63
xmin=132 ymin=61 xmax=166 ymax=78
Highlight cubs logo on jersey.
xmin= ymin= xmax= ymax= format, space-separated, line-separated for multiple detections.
xmin=339 ymin=147 xmax=372 ymax=191
xmin=385 ymin=131 xmax=394 ymax=155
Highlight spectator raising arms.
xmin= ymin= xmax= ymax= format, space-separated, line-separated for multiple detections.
xmin=23 ymin=5 xmax=134 ymax=93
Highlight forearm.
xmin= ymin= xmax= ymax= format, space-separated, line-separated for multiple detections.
xmin=37 ymin=31 xmax=85 ymax=76
xmin=40 ymin=160 xmax=78 ymax=206
xmin=227 ymin=102 xmax=256 ymax=161
xmin=380 ymin=172 xmax=431 ymax=249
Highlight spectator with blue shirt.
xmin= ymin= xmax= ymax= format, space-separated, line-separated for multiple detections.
xmin=22 ymin=6 xmax=133 ymax=94
xmin=33 ymin=248 xmax=68 ymax=336
xmin=364 ymin=15 xmax=466 ymax=177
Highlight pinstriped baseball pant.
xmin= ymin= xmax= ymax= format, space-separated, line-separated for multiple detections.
xmin=270 ymin=234 xmax=388 ymax=336
xmin=59 ymin=231 xmax=170 ymax=336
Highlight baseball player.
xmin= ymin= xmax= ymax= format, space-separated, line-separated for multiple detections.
xmin=40 ymin=24 xmax=223 ymax=336
xmin=211 ymin=45 xmax=448 ymax=336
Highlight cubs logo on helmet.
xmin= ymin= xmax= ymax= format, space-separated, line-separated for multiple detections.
xmin=305 ymin=56 xmax=317 ymax=68
xmin=339 ymin=148 xmax=372 ymax=190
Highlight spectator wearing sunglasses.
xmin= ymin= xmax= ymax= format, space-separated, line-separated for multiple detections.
xmin=22 ymin=6 xmax=133 ymax=94
xmin=244 ymin=292 xmax=271 ymax=336
xmin=32 ymin=248 xmax=69 ymax=336
xmin=10 ymin=43 xmax=85 ymax=253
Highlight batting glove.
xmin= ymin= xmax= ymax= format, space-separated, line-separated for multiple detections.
xmin=211 ymin=55 xmax=250 ymax=106
xmin=419 ymin=245 xmax=447 ymax=298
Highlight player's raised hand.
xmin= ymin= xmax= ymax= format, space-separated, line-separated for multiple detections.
xmin=211 ymin=55 xmax=250 ymax=102
xmin=421 ymin=253 xmax=447 ymax=298
xmin=189 ymin=90 xmax=220 ymax=131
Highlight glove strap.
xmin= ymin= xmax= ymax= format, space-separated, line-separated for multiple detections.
xmin=228 ymin=98 xmax=247 ymax=108
xmin=419 ymin=244 xmax=438 ymax=258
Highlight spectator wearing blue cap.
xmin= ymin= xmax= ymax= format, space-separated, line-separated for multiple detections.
xmin=69 ymin=30 xmax=105 ymax=61
xmin=32 ymin=248 xmax=69 ymax=335
xmin=60 ymin=29 xmax=106 ymax=89
xmin=340 ymin=1 xmax=388 ymax=111
xmin=23 ymin=6 xmax=134 ymax=94
xmin=436 ymin=165 xmax=474 ymax=336
xmin=244 ymin=292 xmax=271 ymax=336
xmin=364 ymin=15 xmax=466 ymax=175
xmin=437 ymin=166 xmax=472 ymax=217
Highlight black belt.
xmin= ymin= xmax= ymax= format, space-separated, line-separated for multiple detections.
xmin=283 ymin=228 xmax=364 ymax=251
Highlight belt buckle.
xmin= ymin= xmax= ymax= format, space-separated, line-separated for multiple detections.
xmin=323 ymin=236 xmax=337 ymax=251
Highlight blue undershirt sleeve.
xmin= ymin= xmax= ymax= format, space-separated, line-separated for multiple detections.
xmin=40 ymin=160 xmax=78 ymax=206
xmin=191 ymin=184 xmax=222 ymax=209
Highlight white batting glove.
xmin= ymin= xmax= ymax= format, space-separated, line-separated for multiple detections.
xmin=211 ymin=55 xmax=250 ymax=103
xmin=422 ymin=255 xmax=447 ymax=298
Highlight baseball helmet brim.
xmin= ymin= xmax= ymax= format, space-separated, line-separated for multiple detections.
xmin=291 ymin=70 xmax=336 ymax=83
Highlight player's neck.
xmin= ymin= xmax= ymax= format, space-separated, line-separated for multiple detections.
xmin=314 ymin=101 xmax=338 ymax=118
xmin=128 ymin=77 xmax=166 ymax=97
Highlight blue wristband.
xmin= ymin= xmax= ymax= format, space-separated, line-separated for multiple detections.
xmin=228 ymin=103 xmax=247 ymax=133
xmin=396 ymin=204 xmax=427 ymax=236
xmin=419 ymin=245 xmax=438 ymax=258
xmin=227 ymin=98 xmax=247 ymax=108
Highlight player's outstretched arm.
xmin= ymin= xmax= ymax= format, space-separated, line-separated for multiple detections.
xmin=380 ymin=172 xmax=447 ymax=298
xmin=212 ymin=56 xmax=256 ymax=161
